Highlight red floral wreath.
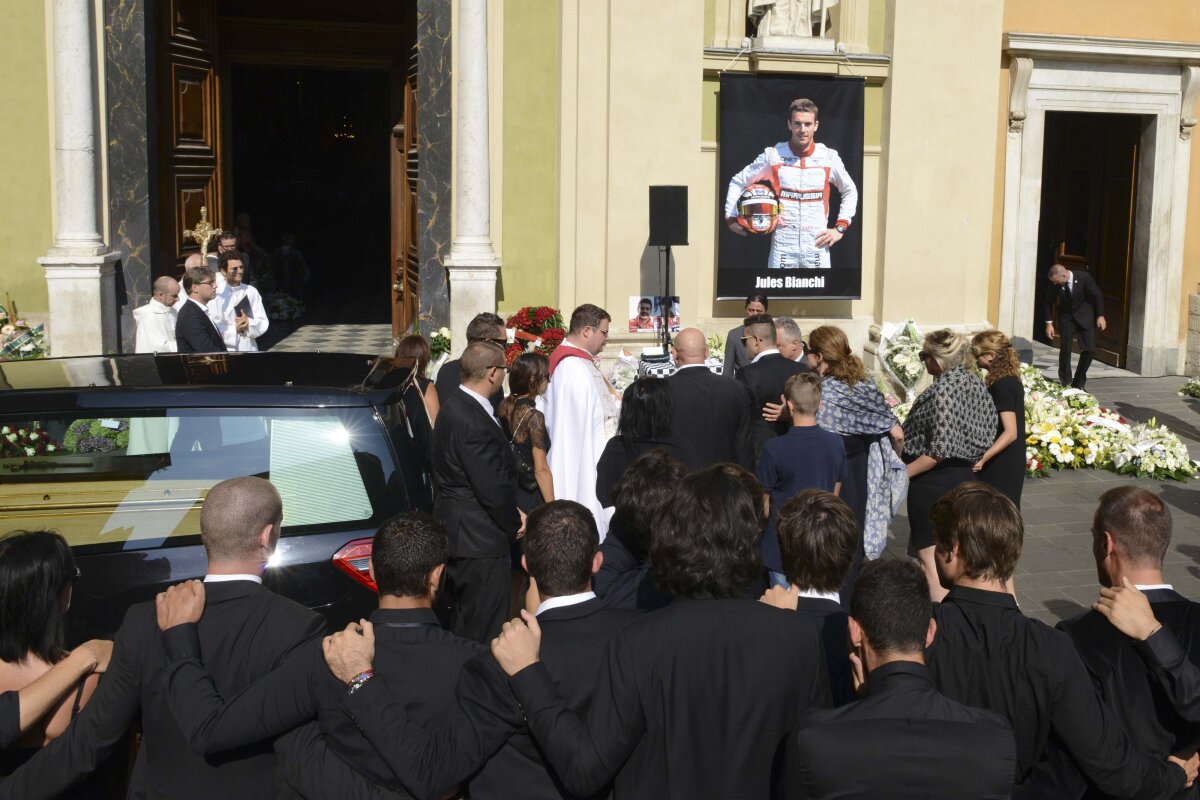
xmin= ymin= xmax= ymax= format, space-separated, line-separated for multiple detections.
xmin=504 ymin=306 xmax=565 ymax=365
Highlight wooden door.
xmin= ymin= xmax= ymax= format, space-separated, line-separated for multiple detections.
xmin=390 ymin=42 xmax=420 ymax=339
xmin=156 ymin=0 xmax=223 ymax=277
xmin=1036 ymin=112 xmax=1140 ymax=367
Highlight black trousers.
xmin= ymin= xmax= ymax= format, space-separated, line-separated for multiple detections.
xmin=1058 ymin=316 xmax=1096 ymax=389
xmin=438 ymin=555 xmax=512 ymax=644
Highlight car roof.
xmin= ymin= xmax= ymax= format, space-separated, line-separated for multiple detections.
xmin=0 ymin=352 xmax=418 ymax=410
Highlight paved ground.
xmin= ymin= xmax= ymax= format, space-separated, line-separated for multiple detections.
xmin=884 ymin=374 xmax=1200 ymax=625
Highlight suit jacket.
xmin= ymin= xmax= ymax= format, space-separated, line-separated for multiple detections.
xmin=509 ymin=597 xmax=832 ymax=800
xmin=784 ymin=661 xmax=1016 ymax=799
xmin=435 ymin=359 xmax=503 ymax=412
xmin=1043 ymin=269 xmax=1105 ymax=330
xmin=723 ymin=324 xmax=750 ymax=380
xmin=736 ymin=352 xmax=810 ymax=466
xmin=928 ymin=585 xmax=1185 ymax=800
xmin=593 ymin=523 xmax=672 ymax=612
xmin=176 ymin=298 xmax=227 ymax=353
xmin=794 ymin=597 xmax=854 ymax=708
xmin=0 ymin=580 xmax=325 ymax=800
xmin=667 ymin=364 xmax=754 ymax=469
xmin=1059 ymin=589 xmax=1200 ymax=799
xmin=432 ymin=389 xmax=521 ymax=558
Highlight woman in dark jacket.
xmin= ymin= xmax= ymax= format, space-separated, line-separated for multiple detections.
xmin=595 ymin=378 xmax=693 ymax=509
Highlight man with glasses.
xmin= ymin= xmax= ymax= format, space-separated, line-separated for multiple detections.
xmin=545 ymin=304 xmax=619 ymax=539
xmin=175 ymin=265 xmax=227 ymax=354
xmin=723 ymin=294 xmax=768 ymax=380
xmin=435 ymin=312 xmax=508 ymax=413
xmin=430 ymin=341 xmax=523 ymax=643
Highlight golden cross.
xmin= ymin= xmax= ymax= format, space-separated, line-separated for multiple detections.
xmin=182 ymin=206 xmax=223 ymax=256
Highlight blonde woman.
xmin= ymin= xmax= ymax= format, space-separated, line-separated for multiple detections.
xmin=972 ymin=330 xmax=1026 ymax=508
xmin=901 ymin=329 xmax=996 ymax=600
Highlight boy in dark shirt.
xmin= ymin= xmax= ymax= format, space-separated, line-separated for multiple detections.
xmin=757 ymin=372 xmax=847 ymax=588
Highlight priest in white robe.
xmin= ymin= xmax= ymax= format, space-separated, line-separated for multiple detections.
xmin=132 ymin=276 xmax=182 ymax=353
xmin=545 ymin=303 xmax=619 ymax=538
xmin=216 ymin=250 xmax=269 ymax=352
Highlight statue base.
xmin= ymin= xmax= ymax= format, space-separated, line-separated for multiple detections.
xmin=751 ymin=35 xmax=837 ymax=53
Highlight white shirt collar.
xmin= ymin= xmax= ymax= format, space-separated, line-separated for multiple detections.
xmin=751 ymin=348 xmax=780 ymax=364
xmin=1134 ymin=583 xmax=1173 ymax=592
xmin=797 ymin=587 xmax=841 ymax=604
xmin=460 ymin=385 xmax=500 ymax=425
xmin=188 ymin=296 xmax=209 ymax=310
xmin=536 ymin=591 xmax=596 ymax=616
xmin=148 ymin=298 xmax=176 ymax=313
xmin=204 ymin=573 xmax=263 ymax=584
xmin=675 ymin=362 xmax=708 ymax=371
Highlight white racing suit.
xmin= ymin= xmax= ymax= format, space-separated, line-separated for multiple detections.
xmin=724 ymin=141 xmax=858 ymax=269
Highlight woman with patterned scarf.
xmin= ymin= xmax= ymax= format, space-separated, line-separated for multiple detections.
xmin=902 ymin=328 xmax=997 ymax=600
xmin=806 ymin=325 xmax=907 ymax=606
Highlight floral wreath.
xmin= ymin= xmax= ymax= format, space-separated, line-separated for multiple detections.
xmin=504 ymin=306 xmax=565 ymax=365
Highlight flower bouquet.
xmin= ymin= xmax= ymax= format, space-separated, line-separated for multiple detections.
xmin=0 ymin=425 xmax=58 ymax=459
xmin=877 ymin=319 xmax=924 ymax=400
xmin=1113 ymin=418 xmax=1199 ymax=480
xmin=706 ymin=333 xmax=726 ymax=362
xmin=1181 ymin=377 xmax=1200 ymax=400
xmin=505 ymin=306 xmax=566 ymax=365
xmin=0 ymin=297 xmax=48 ymax=360
xmin=64 ymin=418 xmax=131 ymax=453
xmin=428 ymin=327 xmax=452 ymax=380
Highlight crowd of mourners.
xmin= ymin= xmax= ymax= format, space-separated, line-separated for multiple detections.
xmin=0 ymin=300 xmax=1197 ymax=800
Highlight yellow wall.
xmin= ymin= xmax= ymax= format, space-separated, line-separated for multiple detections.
xmin=498 ymin=0 xmax=560 ymax=309
xmin=995 ymin=0 xmax=1200 ymax=344
xmin=0 ymin=1 xmax=51 ymax=316
xmin=877 ymin=0 xmax=1004 ymax=325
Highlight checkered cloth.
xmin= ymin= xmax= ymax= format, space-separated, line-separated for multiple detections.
xmin=638 ymin=358 xmax=724 ymax=379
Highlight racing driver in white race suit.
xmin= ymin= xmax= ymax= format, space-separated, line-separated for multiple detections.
xmin=724 ymin=97 xmax=858 ymax=269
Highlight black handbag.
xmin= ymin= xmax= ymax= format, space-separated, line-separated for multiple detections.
xmin=508 ymin=407 xmax=540 ymax=494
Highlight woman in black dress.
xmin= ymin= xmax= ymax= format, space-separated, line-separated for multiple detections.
xmin=498 ymin=352 xmax=553 ymax=512
xmin=595 ymin=378 xmax=692 ymax=510
xmin=395 ymin=334 xmax=441 ymax=511
xmin=902 ymin=329 xmax=997 ymax=600
xmin=971 ymin=330 xmax=1026 ymax=508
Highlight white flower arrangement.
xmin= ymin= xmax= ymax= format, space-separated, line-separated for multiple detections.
xmin=878 ymin=319 xmax=924 ymax=398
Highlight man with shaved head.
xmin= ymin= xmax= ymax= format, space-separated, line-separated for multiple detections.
xmin=735 ymin=313 xmax=810 ymax=467
xmin=133 ymin=275 xmax=182 ymax=353
xmin=667 ymin=328 xmax=753 ymax=469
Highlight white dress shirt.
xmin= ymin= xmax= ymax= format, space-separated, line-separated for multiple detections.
xmin=203 ymin=573 xmax=263 ymax=584
xmin=461 ymin=385 xmax=501 ymax=426
xmin=535 ymin=590 xmax=596 ymax=616
xmin=751 ymin=348 xmax=781 ymax=364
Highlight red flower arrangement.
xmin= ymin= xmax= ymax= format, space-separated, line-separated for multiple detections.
xmin=504 ymin=306 xmax=565 ymax=365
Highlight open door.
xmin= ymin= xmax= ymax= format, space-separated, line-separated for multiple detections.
xmin=155 ymin=0 xmax=223 ymax=277
xmin=391 ymin=41 xmax=420 ymax=340
xmin=1034 ymin=112 xmax=1140 ymax=367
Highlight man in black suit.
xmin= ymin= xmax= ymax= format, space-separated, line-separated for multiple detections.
xmin=314 ymin=500 xmax=637 ymax=799
xmin=926 ymin=482 xmax=1194 ymax=799
xmin=784 ymin=559 xmax=1016 ymax=799
xmin=761 ymin=489 xmax=858 ymax=706
xmin=722 ymin=294 xmax=767 ymax=380
xmin=432 ymin=340 xmax=523 ymax=643
xmin=175 ymin=264 xmax=227 ymax=354
xmin=434 ymin=312 xmax=507 ymax=412
xmin=492 ymin=464 xmax=831 ymax=799
xmin=1059 ymin=487 xmax=1200 ymax=799
xmin=735 ymin=313 xmax=809 ymax=467
xmin=0 ymin=477 xmax=329 ymax=800
xmin=1044 ymin=262 xmax=1106 ymax=389
xmin=154 ymin=510 xmax=512 ymax=799
xmin=667 ymin=327 xmax=753 ymax=469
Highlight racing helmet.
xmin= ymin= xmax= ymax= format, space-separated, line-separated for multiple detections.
xmin=736 ymin=181 xmax=781 ymax=235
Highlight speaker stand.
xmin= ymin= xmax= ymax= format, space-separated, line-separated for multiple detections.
xmin=658 ymin=245 xmax=673 ymax=351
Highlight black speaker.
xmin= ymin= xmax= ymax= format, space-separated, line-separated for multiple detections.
xmin=648 ymin=185 xmax=688 ymax=246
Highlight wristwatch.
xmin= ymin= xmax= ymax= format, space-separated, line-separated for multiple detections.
xmin=834 ymin=224 xmax=847 ymax=234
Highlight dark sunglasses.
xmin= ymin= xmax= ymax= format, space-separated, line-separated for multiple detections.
xmin=740 ymin=335 xmax=760 ymax=344
xmin=488 ymin=338 xmax=508 ymax=348
xmin=918 ymin=351 xmax=931 ymax=361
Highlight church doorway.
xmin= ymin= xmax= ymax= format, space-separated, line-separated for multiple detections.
xmin=1032 ymin=111 xmax=1144 ymax=368
xmin=229 ymin=64 xmax=392 ymax=324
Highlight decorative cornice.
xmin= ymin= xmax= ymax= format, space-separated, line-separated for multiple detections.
xmin=1004 ymin=32 xmax=1200 ymax=65
xmin=1182 ymin=67 xmax=1200 ymax=142
xmin=703 ymin=47 xmax=890 ymax=81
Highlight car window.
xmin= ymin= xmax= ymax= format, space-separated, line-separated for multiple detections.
xmin=0 ymin=407 xmax=389 ymax=551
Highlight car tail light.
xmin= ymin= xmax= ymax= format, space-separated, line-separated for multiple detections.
xmin=332 ymin=539 xmax=377 ymax=592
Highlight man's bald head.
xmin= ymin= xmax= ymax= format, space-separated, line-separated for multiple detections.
xmin=672 ymin=328 xmax=708 ymax=365
xmin=152 ymin=276 xmax=181 ymax=306
xmin=184 ymin=253 xmax=205 ymax=269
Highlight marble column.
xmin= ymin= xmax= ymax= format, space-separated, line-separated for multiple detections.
xmin=417 ymin=0 xmax=452 ymax=336
xmin=443 ymin=0 xmax=501 ymax=354
xmin=38 ymin=0 xmax=121 ymax=356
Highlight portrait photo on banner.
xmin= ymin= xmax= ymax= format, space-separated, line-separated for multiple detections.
xmin=627 ymin=296 xmax=681 ymax=333
xmin=717 ymin=73 xmax=865 ymax=300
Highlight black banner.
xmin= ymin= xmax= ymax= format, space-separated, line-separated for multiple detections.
xmin=717 ymin=74 xmax=865 ymax=300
